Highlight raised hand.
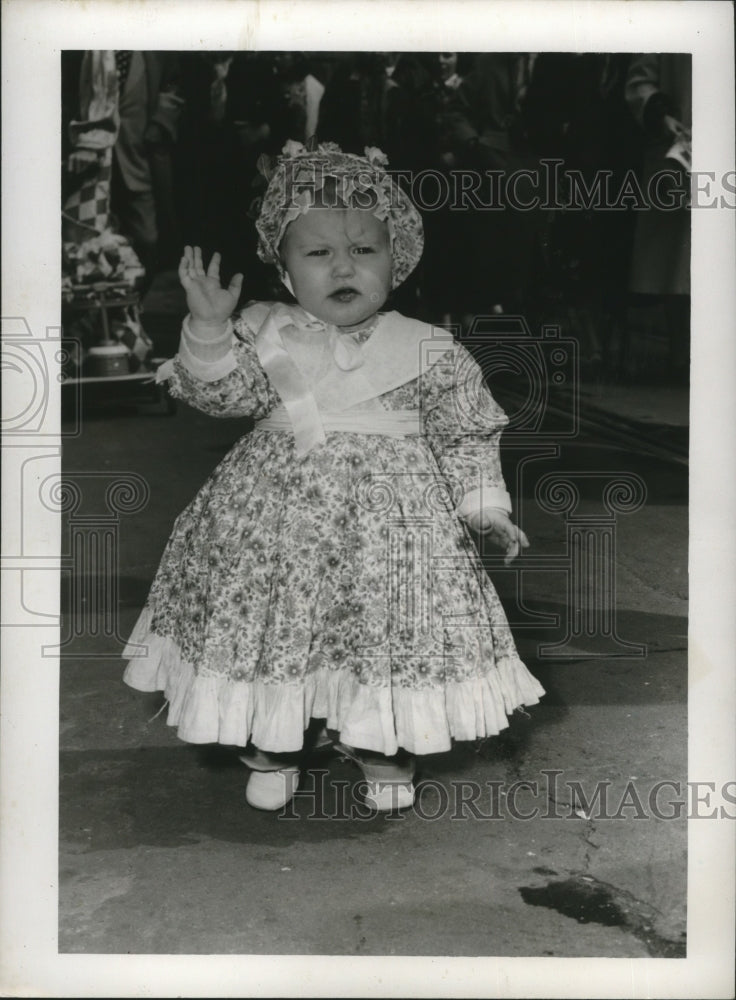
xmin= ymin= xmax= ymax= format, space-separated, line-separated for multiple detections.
xmin=178 ymin=246 xmax=244 ymax=335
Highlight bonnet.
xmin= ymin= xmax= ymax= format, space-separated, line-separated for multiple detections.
xmin=255 ymin=140 xmax=424 ymax=289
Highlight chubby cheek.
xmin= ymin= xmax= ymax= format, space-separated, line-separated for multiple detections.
xmin=375 ymin=272 xmax=393 ymax=304
xmin=380 ymin=249 xmax=394 ymax=288
xmin=367 ymin=255 xmax=393 ymax=296
xmin=369 ymin=279 xmax=391 ymax=309
xmin=283 ymin=262 xmax=317 ymax=299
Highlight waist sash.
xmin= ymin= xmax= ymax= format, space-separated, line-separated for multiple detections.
xmin=255 ymin=406 xmax=422 ymax=439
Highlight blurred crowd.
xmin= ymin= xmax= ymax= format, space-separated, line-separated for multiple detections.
xmin=62 ymin=51 xmax=691 ymax=380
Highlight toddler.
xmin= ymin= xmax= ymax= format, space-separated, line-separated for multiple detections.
xmin=123 ymin=140 xmax=544 ymax=811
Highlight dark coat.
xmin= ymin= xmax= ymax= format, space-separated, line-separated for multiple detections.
xmin=625 ymin=54 xmax=691 ymax=295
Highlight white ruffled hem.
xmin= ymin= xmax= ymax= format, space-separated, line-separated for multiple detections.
xmin=123 ymin=608 xmax=545 ymax=756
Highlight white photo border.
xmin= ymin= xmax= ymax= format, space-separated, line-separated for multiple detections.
xmin=1 ymin=0 xmax=734 ymax=996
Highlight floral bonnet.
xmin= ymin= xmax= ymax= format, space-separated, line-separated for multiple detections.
xmin=255 ymin=140 xmax=424 ymax=289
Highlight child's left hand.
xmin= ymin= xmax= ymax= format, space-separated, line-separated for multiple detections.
xmin=463 ymin=509 xmax=530 ymax=565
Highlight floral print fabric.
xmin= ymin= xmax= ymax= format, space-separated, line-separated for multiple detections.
xmin=123 ymin=309 xmax=544 ymax=755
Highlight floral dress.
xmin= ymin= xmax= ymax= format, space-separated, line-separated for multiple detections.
xmin=123 ymin=304 xmax=544 ymax=755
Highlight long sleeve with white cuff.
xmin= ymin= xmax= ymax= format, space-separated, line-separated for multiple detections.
xmin=161 ymin=313 xmax=280 ymax=420
xmin=421 ymin=344 xmax=513 ymax=521
xmin=177 ymin=316 xmax=238 ymax=382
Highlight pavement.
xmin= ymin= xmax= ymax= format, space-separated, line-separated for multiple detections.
xmin=58 ymin=272 xmax=689 ymax=958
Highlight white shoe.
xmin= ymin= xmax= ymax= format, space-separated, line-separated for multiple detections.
xmin=336 ymin=743 xmax=416 ymax=812
xmin=362 ymin=778 xmax=416 ymax=812
xmin=245 ymin=767 xmax=300 ymax=810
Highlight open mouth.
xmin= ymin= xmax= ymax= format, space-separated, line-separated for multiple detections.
xmin=329 ymin=287 xmax=360 ymax=303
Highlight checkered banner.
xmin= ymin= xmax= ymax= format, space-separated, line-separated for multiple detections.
xmin=62 ymin=146 xmax=112 ymax=235
xmin=111 ymin=305 xmax=154 ymax=368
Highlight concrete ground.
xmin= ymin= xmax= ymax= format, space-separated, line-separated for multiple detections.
xmin=58 ymin=280 xmax=688 ymax=957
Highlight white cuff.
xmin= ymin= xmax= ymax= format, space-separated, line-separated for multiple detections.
xmin=455 ymin=484 xmax=512 ymax=519
xmin=178 ymin=316 xmax=238 ymax=382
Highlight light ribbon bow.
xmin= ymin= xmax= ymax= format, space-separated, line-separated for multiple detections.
xmin=291 ymin=308 xmax=368 ymax=373
xmin=254 ymin=307 xmax=369 ymax=458
xmin=254 ymin=310 xmax=324 ymax=458
xmin=333 ymin=326 xmax=367 ymax=372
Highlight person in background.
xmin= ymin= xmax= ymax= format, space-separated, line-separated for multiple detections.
xmin=272 ymin=52 xmax=326 ymax=145
xmin=441 ymin=53 xmax=540 ymax=323
xmin=422 ymin=52 xmax=474 ymax=322
xmin=523 ymin=52 xmax=640 ymax=373
xmin=438 ymin=52 xmax=466 ymax=91
xmin=63 ymin=50 xmax=184 ymax=291
xmin=625 ymin=53 xmax=691 ymax=382
xmin=176 ymin=52 xmax=286 ymax=302
xmin=317 ymin=52 xmax=397 ymax=154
